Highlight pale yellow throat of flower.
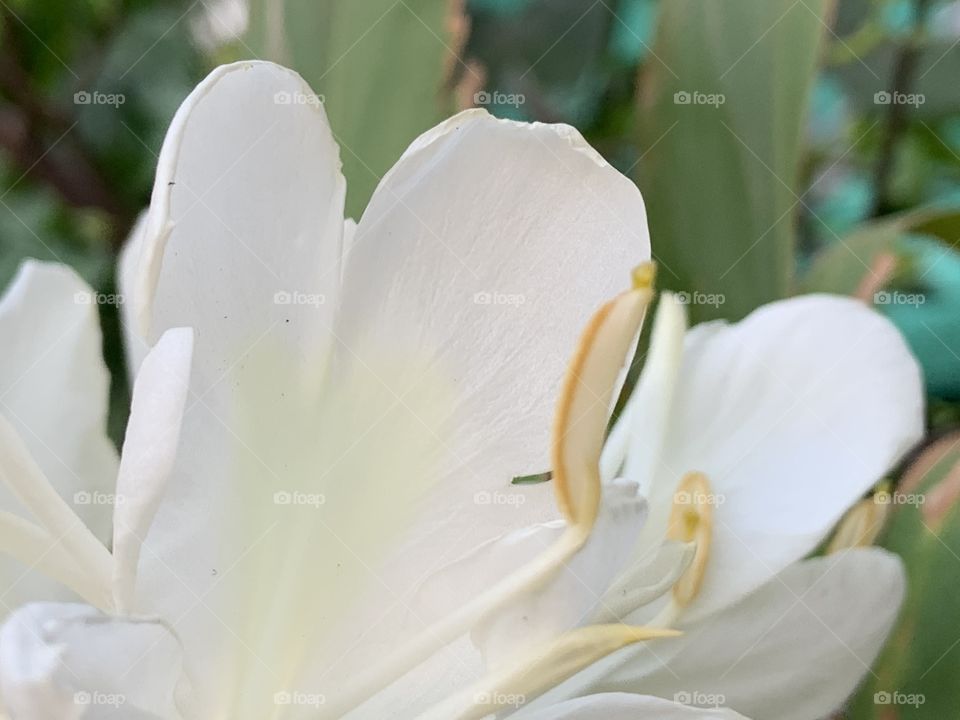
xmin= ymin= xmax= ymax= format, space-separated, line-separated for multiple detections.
xmin=324 ymin=264 xmax=681 ymax=720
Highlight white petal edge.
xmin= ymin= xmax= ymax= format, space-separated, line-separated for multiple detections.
xmin=0 ymin=602 xmax=186 ymax=720
xmin=633 ymin=295 xmax=924 ymax=623
xmin=0 ymin=416 xmax=112 ymax=610
xmin=514 ymin=692 xmax=750 ymax=719
xmin=0 ymin=261 xmax=117 ymax=557
xmin=118 ymin=212 xmax=151 ymax=378
xmin=112 ymin=327 xmax=194 ymax=613
xmin=589 ymin=548 xmax=905 ymax=720
xmin=602 ymin=291 xmax=687 ymax=485
xmin=331 ymin=108 xmax=651 ymax=679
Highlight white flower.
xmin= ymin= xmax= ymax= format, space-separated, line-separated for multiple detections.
xmin=587 ymin=290 xmax=924 ymax=720
xmin=439 ymin=290 xmax=924 ymax=719
xmin=0 ymin=62 xmax=746 ymax=719
xmin=0 ymin=261 xmax=191 ymax=617
xmin=0 ymin=262 xmax=117 ymax=615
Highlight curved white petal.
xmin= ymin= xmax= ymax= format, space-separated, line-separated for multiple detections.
xmin=0 ymin=413 xmax=113 ymax=611
xmin=0 ymin=262 xmax=117 ymax=609
xmin=592 ymin=540 xmax=694 ymax=624
xmin=416 ymin=624 xmax=680 ymax=720
xmin=417 ymin=480 xmax=649 ymax=669
xmin=633 ymin=295 xmax=924 ymax=622
xmin=591 ymin=549 xmax=905 ymax=720
xmin=314 ymin=287 xmax=651 ymax=718
xmin=333 ymin=108 xmax=649 ymax=656
xmin=516 ymin=693 xmax=750 ymax=719
xmin=124 ymin=61 xmax=346 ymax=703
xmin=112 ymin=328 xmax=193 ymax=613
xmin=602 ymin=292 xmax=687 ymax=485
xmin=340 ymin=217 xmax=357 ymax=285
xmin=118 ymin=212 xmax=150 ymax=378
xmin=0 ymin=602 xmax=186 ymax=720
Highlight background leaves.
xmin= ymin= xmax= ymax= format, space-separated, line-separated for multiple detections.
xmin=635 ymin=0 xmax=830 ymax=322
xmin=245 ymin=0 xmax=452 ymax=218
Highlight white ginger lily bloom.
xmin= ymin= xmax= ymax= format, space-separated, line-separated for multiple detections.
xmin=429 ymin=290 xmax=924 ymax=720
xmin=0 ymin=61 xmax=750 ymax=719
xmin=583 ymin=291 xmax=924 ymax=720
xmin=0 ymin=262 xmax=117 ymax=615
xmin=0 ymin=261 xmax=193 ymax=617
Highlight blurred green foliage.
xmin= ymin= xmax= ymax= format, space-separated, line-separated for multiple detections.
xmin=0 ymin=0 xmax=957 ymax=440
xmin=243 ymin=0 xmax=451 ymax=218
xmin=635 ymin=0 xmax=830 ymax=323
xmin=0 ymin=0 xmax=205 ymax=440
xmin=848 ymin=434 xmax=960 ymax=718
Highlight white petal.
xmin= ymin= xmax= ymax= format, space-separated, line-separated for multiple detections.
xmin=417 ymin=480 xmax=649 ymax=669
xmin=124 ymin=61 xmax=345 ymax=700
xmin=0 ymin=602 xmax=186 ymax=719
xmin=591 ymin=549 xmax=905 ymax=720
xmin=638 ymin=295 xmax=924 ymax=621
xmin=316 ymin=288 xmax=651 ymax=717
xmin=118 ymin=212 xmax=150 ymax=378
xmin=592 ymin=540 xmax=694 ymax=624
xmin=602 ymin=292 xmax=687 ymax=485
xmin=516 ymin=693 xmax=749 ymax=719
xmin=133 ymin=60 xmax=344 ymax=345
xmin=334 ymin=107 xmax=649 ymax=641
xmin=112 ymin=328 xmax=193 ymax=613
xmin=340 ymin=217 xmax=357 ymax=285
xmin=0 ymin=415 xmax=113 ymax=610
xmin=415 ymin=624 xmax=680 ymax=720
xmin=0 ymin=262 xmax=117 ymax=609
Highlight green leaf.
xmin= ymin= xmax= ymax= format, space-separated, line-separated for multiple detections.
xmin=802 ymin=206 xmax=960 ymax=296
xmin=511 ymin=470 xmax=552 ymax=485
xmin=847 ymin=434 xmax=960 ymax=719
xmin=636 ymin=0 xmax=830 ymax=322
xmin=801 ymin=208 xmax=960 ymax=399
xmin=244 ymin=0 xmax=452 ymax=218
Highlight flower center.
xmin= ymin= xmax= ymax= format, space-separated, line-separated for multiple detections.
xmin=666 ymin=471 xmax=714 ymax=607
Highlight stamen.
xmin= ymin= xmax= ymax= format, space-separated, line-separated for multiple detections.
xmin=631 ymin=261 xmax=656 ymax=291
xmin=413 ymin=624 xmax=681 ymax=720
xmin=551 ymin=282 xmax=653 ymax=529
xmin=666 ymin=471 xmax=714 ymax=607
xmin=827 ymin=495 xmax=889 ymax=553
